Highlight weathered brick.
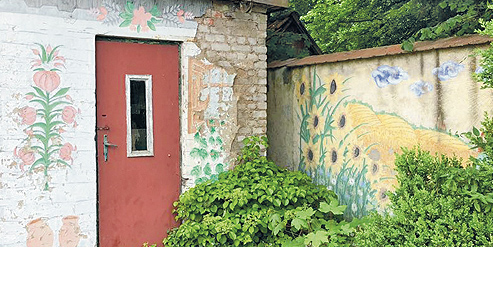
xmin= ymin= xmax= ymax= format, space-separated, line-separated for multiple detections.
xmin=253 ymin=110 xmax=267 ymax=118
xmin=237 ymin=36 xmax=246 ymax=44
xmin=211 ymin=43 xmax=231 ymax=51
xmin=257 ymin=102 xmax=267 ymax=110
xmin=232 ymin=45 xmax=251 ymax=52
xmin=253 ymin=46 xmax=267 ymax=54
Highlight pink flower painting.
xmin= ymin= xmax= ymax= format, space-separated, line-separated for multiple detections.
xmin=177 ymin=10 xmax=185 ymax=23
xmin=97 ymin=6 xmax=108 ymax=21
xmin=19 ymin=106 xmax=36 ymax=125
xmin=62 ymin=106 xmax=77 ymax=125
xmin=34 ymin=70 xmax=61 ymax=93
xmin=16 ymin=43 xmax=78 ymax=190
xmin=118 ymin=2 xmax=160 ymax=33
xmin=14 ymin=147 xmax=35 ymax=171
xmin=60 ymin=143 xmax=77 ymax=163
xmin=131 ymin=6 xmax=152 ymax=32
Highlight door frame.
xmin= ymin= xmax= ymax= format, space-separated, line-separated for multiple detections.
xmin=94 ymin=36 xmax=183 ymax=247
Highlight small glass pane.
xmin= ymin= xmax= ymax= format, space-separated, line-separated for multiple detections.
xmin=130 ymin=80 xmax=147 ymax=151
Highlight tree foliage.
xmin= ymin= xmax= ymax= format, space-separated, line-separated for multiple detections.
xmin=475 ymin=6 xmax=493 ymax=89
xmin=291 ymin=0 xmax=492 ymax=53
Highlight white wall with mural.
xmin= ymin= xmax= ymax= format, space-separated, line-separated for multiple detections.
xmin=0 ymin=0 xmax=243 ymax=246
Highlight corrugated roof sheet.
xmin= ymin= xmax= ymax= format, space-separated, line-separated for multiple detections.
xmin=268 ymin=35 xmax=493 ymax=69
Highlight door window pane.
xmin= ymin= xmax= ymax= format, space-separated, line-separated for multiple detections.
xmin=126 ymin=75 xmax=153 ymax=157
xmin=130 ymin=80 xmax=147 ymax=151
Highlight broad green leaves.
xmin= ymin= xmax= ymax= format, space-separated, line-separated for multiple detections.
xmin=319 ymin=200 xmax=346 ymax=215
xmin=305 ymin=231 xmax=329 ymax=247
xmin=164 ymin=136 xmax=366 ymax=247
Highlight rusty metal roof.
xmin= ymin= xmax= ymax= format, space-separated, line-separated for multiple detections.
xmin=268 ymin=35 xmax=493 ymax=69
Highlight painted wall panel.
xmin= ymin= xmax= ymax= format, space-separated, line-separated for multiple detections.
xmin=268 ymin=45 xmax=493 ymax=219
xmin=0 ymin=0 xmax=214 ymax=246
xmin=0 ymin=0 xmax=271 ymax=246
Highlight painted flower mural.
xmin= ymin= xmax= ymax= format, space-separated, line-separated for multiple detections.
xmin=432 ymin=61 xmax=465 ymax=81
xmin=92 ymin=1 xmax=194 ymax=31
xmin=297 ymin=70 xmax=379 ymax=219
xmin=371 ymin=65 xmax=409 ymax=88
xmin=294 ymin=69 xmax=310 ymax=106
xmin=297 ymin=69 xmax=475 ymax=219
xmin=119 ymin=2 xmax=160 ymax=32
xmin=323 ymin=72 xmax=344 ymax=101
xmin=410 ymin=80 xmax=433 ymax=97
xmin=14 ymin=44 xmax=79 ymax=190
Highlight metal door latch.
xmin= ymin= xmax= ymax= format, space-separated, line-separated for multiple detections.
xmin=103 ymin=134 xmax=118 ymax=162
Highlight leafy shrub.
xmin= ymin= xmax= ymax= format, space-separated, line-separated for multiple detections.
xmin=163 ymin=136 xmax=365 ymax=247
xmin=355 ymin=114 xmax=493 ymax=247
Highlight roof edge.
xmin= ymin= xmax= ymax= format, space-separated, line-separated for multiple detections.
xmin=239 ymin=0 xmax=289 ymax=8
xmin=268 ymin=34 xmax=493 ymax=69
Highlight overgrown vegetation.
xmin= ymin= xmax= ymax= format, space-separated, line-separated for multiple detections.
xmin=475 ymin=5 xmax=493 ymax=89
xmin=163 ymin=136 xmax=367 ymax=247
xmin=288 ymin=0 xmax=492 ymax=53
xmin=355 ymin=113 xmax=493 ymax=247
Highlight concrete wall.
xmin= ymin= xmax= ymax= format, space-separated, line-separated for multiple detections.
xmin=0 ymin=0 xmax=269 ymax=246
xmin=267 ymin=39 xmax=493 ymax=219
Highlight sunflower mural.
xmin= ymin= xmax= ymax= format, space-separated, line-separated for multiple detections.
xmin=296 ymin=69 xmax=476 ymax=220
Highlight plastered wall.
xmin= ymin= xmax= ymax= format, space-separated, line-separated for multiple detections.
xmin=0 ymin=0 xmax=269 ymax=246
xmin=268 ymin=42 xmax=493 ymax=219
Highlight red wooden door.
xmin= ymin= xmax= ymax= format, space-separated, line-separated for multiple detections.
xmin=96 ymin=40 xmax=180 ymax=247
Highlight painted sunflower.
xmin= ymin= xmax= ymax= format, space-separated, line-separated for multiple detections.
xmin=365 ymin=159 xmax=383 ymax=186
xmin=307 ymin=106 xmax=325 ymax=136
xmin=376 ymin=187 xmax=392 ymax=209
xmin=323 ymin=73 xmax=344 ymax=101
xmin=294 ymin=70 xmax=310 ymax=106
xmin=346 ymin=143 xmax=365 ymax=169
xmin=302 ymin=141 xmax=320 ymax=172
xmin=325 ymin=144 xmax=343 ymax=176
xmin=332 ymin=103 xmax=351 ymax=136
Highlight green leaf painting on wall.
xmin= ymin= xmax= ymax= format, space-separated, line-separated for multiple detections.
xmin=189 ymin=120 xmax=227 ymax=185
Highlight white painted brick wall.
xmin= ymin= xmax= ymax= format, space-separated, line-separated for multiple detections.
xmin=0 ymin=0 xmax=269 ymax=246
xmin=0 ymin=3 xmax=204 ymax=246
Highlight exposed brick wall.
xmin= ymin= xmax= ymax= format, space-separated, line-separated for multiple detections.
xmin=194 ymin=1 xmax=268 ymax=157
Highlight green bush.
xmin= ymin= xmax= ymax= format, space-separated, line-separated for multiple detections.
xmin=355 ymin=114 xmax=493 ymax=247
xmin=163 ymin=136 xmax=366 ymax=247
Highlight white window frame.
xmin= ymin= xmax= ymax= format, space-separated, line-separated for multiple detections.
xmin=125 ymin=74 xmax=154 ymax=158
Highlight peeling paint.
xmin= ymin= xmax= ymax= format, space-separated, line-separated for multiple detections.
xmin=58 ymin=215 xmax=81 ymax=247
xmin=26 ymin=218 xmax=53 ymax=247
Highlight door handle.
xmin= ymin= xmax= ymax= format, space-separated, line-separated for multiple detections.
xmin=103 ymin=134 xmax=118 ymax=162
